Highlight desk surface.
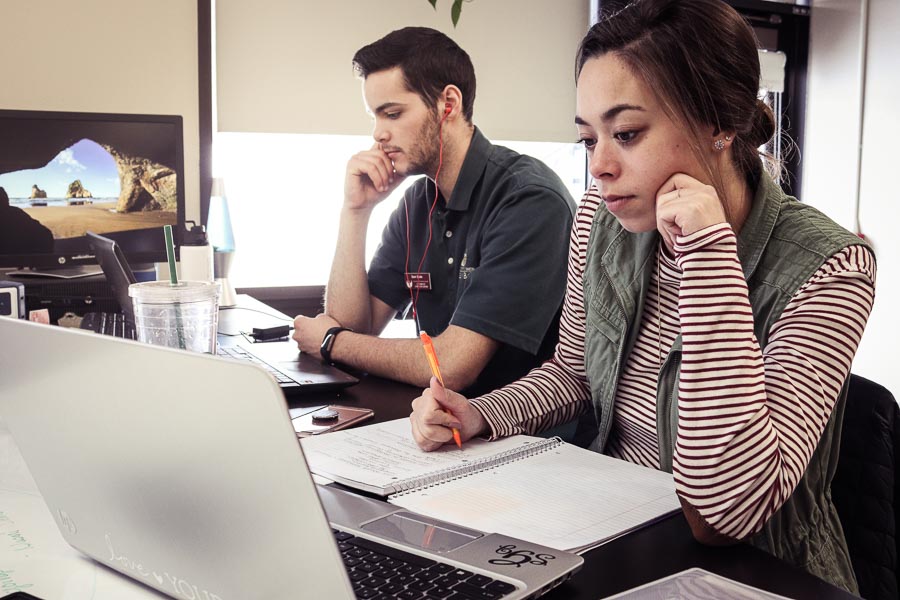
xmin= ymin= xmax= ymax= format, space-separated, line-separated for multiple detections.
xmin=290 ymin=376 xmax=855 ymax=600
xmin=217 ymin=297 xmax=858 ymax=599
xmin=0 ymin=297 xmax=858 ymax=599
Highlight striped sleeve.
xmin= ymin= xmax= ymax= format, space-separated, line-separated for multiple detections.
xmin=672 ymin=223 xmax=877 ymax=539
xmin=469 ymin=186 xmax=599 ymax=437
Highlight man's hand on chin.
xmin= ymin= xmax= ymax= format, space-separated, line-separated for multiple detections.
xmin=292 ymin=313 xmax=341 ymax=356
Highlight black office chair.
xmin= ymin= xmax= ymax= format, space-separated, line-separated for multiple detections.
xmin=832 ymin=374 xmax=900 ymax=600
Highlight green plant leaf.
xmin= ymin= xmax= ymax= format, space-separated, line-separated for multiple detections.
xmin=427 ymin=0 xmax=437 ymax=8
xmin=451 ymin=0 xmax=463 ymax=26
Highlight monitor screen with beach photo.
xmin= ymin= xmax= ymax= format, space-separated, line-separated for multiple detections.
xmin=0 ymin=109 xmax=186 ymax=271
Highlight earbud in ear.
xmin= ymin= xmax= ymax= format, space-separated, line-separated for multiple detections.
xmin=444 ymin=102 xmax=452 ymax=115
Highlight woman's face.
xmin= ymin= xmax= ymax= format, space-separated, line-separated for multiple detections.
xmin=575 ymin=53 xmax=708 ymax=233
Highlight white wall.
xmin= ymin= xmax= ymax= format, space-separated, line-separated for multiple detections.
xmin=805 ymin=0 xmax=900 ymax=397
xmin=855 ymin=0 xmax=900 ymax=396
xmin=802 ymin=1 xmax=864 ymax=228
xmin=0 ymin=1 xmax=201 ymax=224
xmin=215 ymin=0 xmax=589 ymax=142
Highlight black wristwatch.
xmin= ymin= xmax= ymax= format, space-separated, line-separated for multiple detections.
xmin=320 ymin=326 xmax=351 ymax=363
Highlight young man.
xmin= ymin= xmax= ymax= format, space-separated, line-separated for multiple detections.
xmin=292 ymin=27 xmax=575 ymax=396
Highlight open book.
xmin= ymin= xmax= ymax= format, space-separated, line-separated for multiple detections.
xmin=300 ymin=419 xmax=681 ymax=553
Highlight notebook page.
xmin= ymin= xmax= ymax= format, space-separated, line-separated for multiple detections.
xmin=300 ymin=418 xmax=545 ymax=495
xmin=389 ymin=441 xmax=680 ymax=552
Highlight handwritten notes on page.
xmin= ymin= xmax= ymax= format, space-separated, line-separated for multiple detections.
xmin=299 ymin=418 xmax=543 ymax=495
xmin=389 ymin=441 xmax=681 ymax=553
xmin=300 ymin=417 xmax=681 ymax=553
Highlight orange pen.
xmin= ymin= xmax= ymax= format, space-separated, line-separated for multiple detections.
xmin=419 ymin=331 xmax=462 ymax=448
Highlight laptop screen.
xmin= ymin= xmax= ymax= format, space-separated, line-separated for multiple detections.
xmin=86 ymin=231 xmax=137 ymax=322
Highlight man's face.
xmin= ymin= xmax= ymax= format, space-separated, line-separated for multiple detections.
xmin=363 ymin=67 xmax=441 ymax=177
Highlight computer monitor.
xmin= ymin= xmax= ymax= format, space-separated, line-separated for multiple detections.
xmin=0 ymin=109 xmax=186 ymax=271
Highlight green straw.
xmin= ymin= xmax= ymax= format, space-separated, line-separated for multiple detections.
xmin=164 ymin=224 xmax=178 ymax=284
xmin=163 ymin=224 xmax=186 ymax=349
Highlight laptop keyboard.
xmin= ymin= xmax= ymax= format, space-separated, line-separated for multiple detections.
xmin=217 ymin=345 xmax=298 ymax=387
xmin=333 ymin=529 xmax=517 ymax=600
xmin=79 ymin=312 xmax=136 ymax=340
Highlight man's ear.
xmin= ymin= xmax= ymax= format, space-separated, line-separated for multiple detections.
xmin=439 ymin=84 xmax=464 ymax=118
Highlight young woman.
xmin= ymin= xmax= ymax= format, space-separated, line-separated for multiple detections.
xmin=408 ymin=0 xmax=876 ymax=592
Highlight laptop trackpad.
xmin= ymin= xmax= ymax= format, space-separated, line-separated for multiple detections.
xmin=361 ymin=511 xmax=483 ymax=553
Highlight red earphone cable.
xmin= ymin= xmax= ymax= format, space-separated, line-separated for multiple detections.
xmin=406 ymin=104 xmax=450 ymax=329
xmin=403 ymin=197 xmax=412 ymax=315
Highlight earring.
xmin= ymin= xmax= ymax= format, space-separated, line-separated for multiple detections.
xmin=714 ymin=138 xmax=726 ymax=151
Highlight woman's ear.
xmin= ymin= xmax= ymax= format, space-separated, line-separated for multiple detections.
xmin=712 ymin=132 xmax=736 ymax=152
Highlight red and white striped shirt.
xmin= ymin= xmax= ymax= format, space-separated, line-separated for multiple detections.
xmin=471 ymin=184 xmax=876 ymax=539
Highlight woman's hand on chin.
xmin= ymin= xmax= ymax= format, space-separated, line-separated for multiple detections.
xmin=655 ymin=173 xmax=728 ymax=252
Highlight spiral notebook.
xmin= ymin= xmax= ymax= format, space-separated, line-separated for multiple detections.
xmin=301 ymin=419 xmax=681 ymax=552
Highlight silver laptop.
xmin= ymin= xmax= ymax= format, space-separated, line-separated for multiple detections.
xmin=85 ymin=230 xmax=358 ymax=395
xmin=0 ymin=318 xmax=582 ymax=600
xmin=216 ymin=339 xmax=359 ymax=394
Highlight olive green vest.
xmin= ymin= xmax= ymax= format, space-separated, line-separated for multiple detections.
xmin=578 ymin=174 xmax=870 ymax=593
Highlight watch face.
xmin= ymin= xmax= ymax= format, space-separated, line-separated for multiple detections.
xmin=322 ymin=332 xmax=335 ymax=349
xmin=320 ymin=327 xmax=347 ymax=361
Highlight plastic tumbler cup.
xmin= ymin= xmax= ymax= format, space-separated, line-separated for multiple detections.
xmin=128 ymin=281 xmax=219 ymax=353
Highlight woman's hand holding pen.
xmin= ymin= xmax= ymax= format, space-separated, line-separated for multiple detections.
xmin=410 ymin=377 xmax=488 ymax=452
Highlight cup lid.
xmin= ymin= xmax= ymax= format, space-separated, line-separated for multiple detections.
xmin=128 ymin=280 xmax=219 ymax=303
